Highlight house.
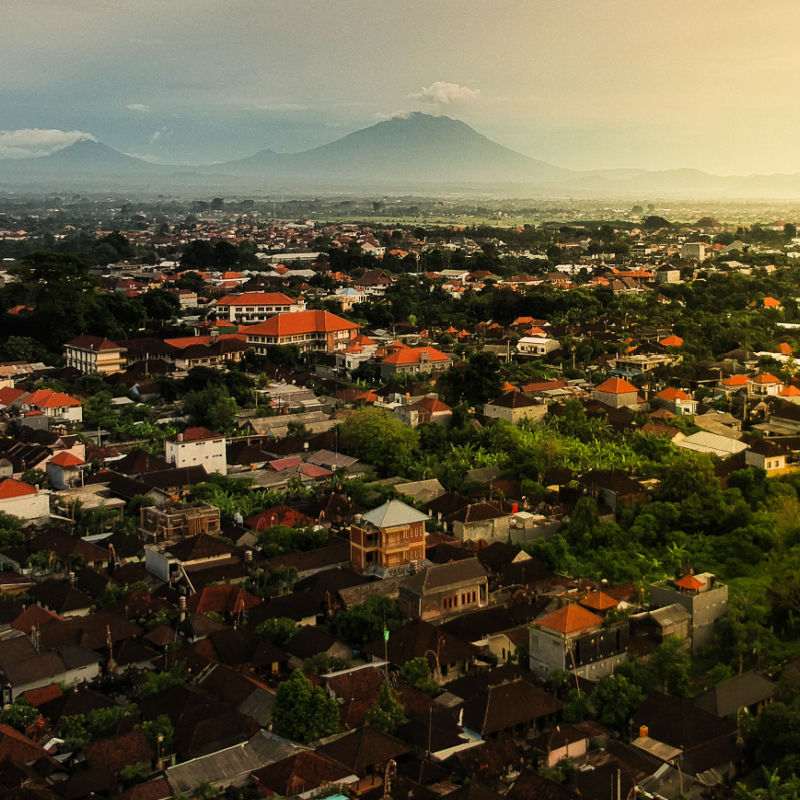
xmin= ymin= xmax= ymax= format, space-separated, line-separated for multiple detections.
xmin=675 ymin=431 xmax=748 ymax=458
xmin=140 ymin=501 xmax=221 ymax=541
xmin=165 ymin=427 xmax=227 ymax=475
xmin=64 ymin=335 xmax=126 ymax=375
xmin=579 ymin=470 xmax=648 ymax=514
xmin=483 ymin=390 xmax=546 ymax=424
xmin=655 ymin=387 xmax=696 ymax=416
xmin=632 ymin=692 xmax=738 ymax=784
xmin=144 ymin=533 xmax=242 ymax=584
xmin=592 ymin=377 xmax=640 ymax=410
xmin=250 ymin=750 xmax=354 ymax=798
xmin=749 ymin=372 xmax=782 ymax=397
xmin=745 ymin=439 xmax=788 ymax=472
xmin=649 ymin=572 xmax=728 ymax=653
xmin=462 ymin=678 xmax=563 ymax=740
xmin=0 ymin=479 xmax=50 ymax=523
xmin=693 ymin=671 xmax=775 ymax=718
xmin=516 ymin=336 xmax=561 ymax=357
xmin=214 ymin=292 xmax=305 ymax=324
xmin=379 ymin=346 xmax=452 ymax=378
xmin=529 ymin=604 xmax=628 ymax=680
xmin=350 ymin=499 xmax=430 ymax=576
xmin=244 ymin=310 xmax=361 ymax=354
xmin=364 ymin=618 xmax=479 ymax=682
xmin=399 ymin=558 xmax=489 ymax=621
xmin=444 ymin=501 xmax=512 ymax=542
xmin=20 ymin=389 xmax=83 ymax=423
xmin=46 ymin=451 xmax=86 ymax=490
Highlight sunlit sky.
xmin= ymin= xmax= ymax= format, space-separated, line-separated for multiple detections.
xmin=3 ymin=0 xmax=800 ymax=174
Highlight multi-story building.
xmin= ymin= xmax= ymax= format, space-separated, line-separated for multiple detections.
xmin=649 ymin=572 xmax=728 ymax=653
xmin=529 ymin=603 xmax=629 ymax=680
xmin=244 ymin=310 xmax=361 ymax=354
xmin=398 ymin=558 xmax=489 ymax=621
xmin=350 ymin=499 xmax=429 ymax=575
xmin=214 ymin=292 xmax=305 ymax=324
xmin=378 ymin=346 xmax=451 ymax=378
xmin=63 ymin=335 xmax=126 ymax=375
xmin=164 ymin=427 xmax=227 ymax=475
xmin=140 ymin=501 xmax=221 ymax=541
xmin=592 ymin=377 xmax=640 ymax=409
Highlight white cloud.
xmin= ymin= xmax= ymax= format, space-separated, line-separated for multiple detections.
xmin=126 ymin=103 xmax=150 ymax=113
xmin=149 ymin=126 xmax=172 ymax=145
xmin=0 ymin=128 xmax=95 ymax=159
xmin=246 ymin=102 xmax=310 ymax=112
xmin=373 ymin=110 xmax=412 ymax=122
xmin=410 ymin=81 xmax=480 ymax=105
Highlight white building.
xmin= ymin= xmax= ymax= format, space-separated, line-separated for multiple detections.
xmin=517 ymin=336 xmax=560 ymax=357
xmin=0 ymin=479 xmax=50 ymax=523
xmin=165 ymin=427 xmax=227 ymax=474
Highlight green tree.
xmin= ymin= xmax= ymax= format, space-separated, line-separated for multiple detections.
xmin=255 ymin=617 xmax=299 ymax=647
xmin=402 ymin=657 xmax=439 ymax=695
xmin=591 ymin=674 xmax=644 ymax=732
xmin=337 ymin=594 xmax=403 ymax=645
xmin=652 ymin=636 xmax=690 ymax=696
xmin=271 ymin=670 xmax=340 ymax=743
xmin=0 ymin=700 xmax=40 ymax=733
xmin=365 ymin=682 xmax=405 ymax=734
xmin=337 ymin=406 xmax=419 ymax=476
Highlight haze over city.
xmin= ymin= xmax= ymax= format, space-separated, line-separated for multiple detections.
xmin=4 ymin=0 xmax=800 ymax=175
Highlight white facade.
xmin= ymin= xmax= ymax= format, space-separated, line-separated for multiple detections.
xmin=0 ymin=489 xmax=50 ymax=522
xmin=165 ymin=434 xmax=227 ymax=474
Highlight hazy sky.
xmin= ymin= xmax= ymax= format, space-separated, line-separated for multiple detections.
xmin=3 ymin=0 xmax=800 ymax=174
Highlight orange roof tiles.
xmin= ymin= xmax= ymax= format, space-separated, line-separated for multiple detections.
xmin=0 ymin=479 xmax=37 ymax=499
xmin=751 ymin=372 xmax=781 ymax=384
xmin=595 ymin=377 xmax=638 ymax=395
xmin=382 ymin=346 xmax=450 ymax=366
xmin=659 ymin=335 xmax=684 ymax=348
xmin=537 ymin=604 xmax=603 ymax=634
xmin=48 ymin=451 xmax=85 ymax=468
xmin=580 ymin=591 xmax=619 ymax=612
xmin=244 ymin=310 xmax=360 ymax=337
xmin=779 ymin=342 xmax=793 ymax=356
xmin=215 ymin=292 xmax=295 ymax=307
xmin=764 ymin=296 xmax=782 ymax=308
xmin=721 ymin=374 xmax=748 ymax=386
xmin=657 ymin=387 xmax=692 ymax=402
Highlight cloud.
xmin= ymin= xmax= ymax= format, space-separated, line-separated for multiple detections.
xmin=126 ymin=103 xmax=150 ymax=113
xmin=373 ymin=110 xmax=412 ymax=122
xmin=149 ymin=126 xmax=172 ymax=145
xmin=0 ymin=128 xmax=95 ymax=159
xmin=246 ymin=102 xmax=310 ymax=112
xmin=410 ymin=81 xmax=480 ymax=105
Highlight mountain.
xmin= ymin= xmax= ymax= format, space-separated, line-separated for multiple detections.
xmin=0 ymin=139 xmax=159 ymax=179
xmin=210 ymin=112 xmax=571 ymax=185
xmin=4 ymin=114 xmax=800 ymax=197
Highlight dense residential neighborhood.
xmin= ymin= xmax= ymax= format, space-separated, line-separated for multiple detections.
xmin=0 ymin=197 xmax=800 ymax=799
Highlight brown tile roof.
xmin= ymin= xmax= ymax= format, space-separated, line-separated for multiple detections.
xmin=317 ymin=726 xmax=410 ymax=775
xmin=85 ymin=728 xmax=153 ymax=775
xmin=251 ymin=750 xmax=352 ymax=796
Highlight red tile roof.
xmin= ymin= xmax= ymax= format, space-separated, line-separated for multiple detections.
xmin=48 ymin=451 xmax=85 ymax=467
xmin=216 ymin=292 xmax=295 ymax=307
xmin=0 ymin=479 xmax=37 ymax=499
xmin=580 ymin=591 xmax=619 ymax=612
xmin=244 ymin=310 xmax=360 ymax=336
xmin=659 ymin=335 xmax=684 ymax=347
xmin=751 ymin=372 xmax=781 ymax=384
xmin=382 ymin=346 xmax=450 ymax=366
xmin=537 ymin=604 xmax=603 ymax=634
xmin=657 ymin=387 xmax=692 ymax=402
xmin=594 ymin=377 xmax=638 ymax=395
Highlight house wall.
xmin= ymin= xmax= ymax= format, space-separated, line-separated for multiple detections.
xmin=483 ymin=403 xmax=546 ymax=424
xmin=649 ymin=583 xmax=729 ymax=653
xmin=165 ymin=437 xmax=227 ymax=475
xmin=11 ymin=661 xmax=99 ymax=700
xmin=593 ymin=390 xmax=638 ymax=409
xmin=452 ymin=515 xmax=511 ymax=542
xmin=0 ymin=491 xmax=50 ymax=523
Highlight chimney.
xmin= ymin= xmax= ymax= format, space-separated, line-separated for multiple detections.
xmin=178 ymin=432 xmax=184 ymax=443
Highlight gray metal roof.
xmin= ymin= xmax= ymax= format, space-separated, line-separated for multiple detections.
xmin=360 ymin=499 xmax=429 ymax=529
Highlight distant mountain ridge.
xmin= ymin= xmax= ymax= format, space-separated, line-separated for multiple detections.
xmin=2 ymin=113 xmax=800 ymax=197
